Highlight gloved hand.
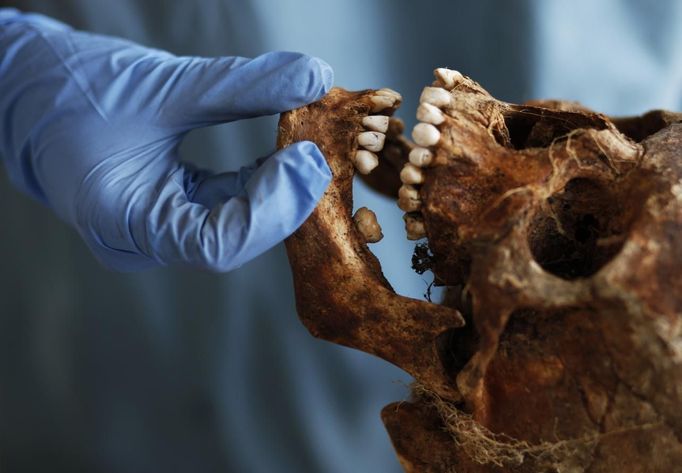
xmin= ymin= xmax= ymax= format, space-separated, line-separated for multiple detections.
xmin=0 ymin=8 xmax=333 ymax=271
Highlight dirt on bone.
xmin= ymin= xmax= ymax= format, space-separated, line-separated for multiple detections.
xmin=278 ymin=74 xmax=682 ymax=472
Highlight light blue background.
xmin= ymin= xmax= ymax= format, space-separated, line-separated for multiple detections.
xmin=1 ymin=1 xmax=680 ymax=472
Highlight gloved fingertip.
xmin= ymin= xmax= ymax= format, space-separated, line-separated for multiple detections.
xmin=312 ymin=57 xmax=334 ymax=97
xmin=274 ymin=52 xmax=334 ymax=104
xmin=186 ymin=141 xmax=332 ymax=272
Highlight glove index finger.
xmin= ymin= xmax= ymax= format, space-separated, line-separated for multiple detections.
xmin=167 ymin=51 xmax=334 ymax=129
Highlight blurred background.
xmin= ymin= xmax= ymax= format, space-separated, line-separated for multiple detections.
xmin=0 ymin=0 xmax=680 ymax=471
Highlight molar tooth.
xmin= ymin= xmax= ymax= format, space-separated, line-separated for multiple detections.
xmin=352 ymin=150 xmax=379 ymax=175
xmin=420 ymin=87 xmax=451 ymax=107
xmin=403 ymin=213 xmax=426 ymax=240
xmin=434 ymin=68 xmax=464 ymax=89
xmin=370 ymin=95 xmax=397 ymax=112
xmin=400 ymin=163 xmax=424 ymax=185
xmin=354 ymin=207 xmax=383 ymax=243
xmin=399 ymin=184 xmax=419 ymax=201
xmin=398 ymin=182 xmax=422 ymax=212
xmin=362 ymin=115 xmax=390 ymax=133
xmin=412 ymin=123 xmax=441 ymax=147
xmin=398 ymin=198 xmax=421 ymax=212
xmin=416 ymin=103 xmax=445 ymax=125
xmin=409 ymin=147 xmax=434 ymax=167
xmin=357 ymin=131 xmax=386 ymax=152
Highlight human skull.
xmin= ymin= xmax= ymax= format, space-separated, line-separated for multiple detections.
xmin=277 ymin=71 xmax=682 ymax=472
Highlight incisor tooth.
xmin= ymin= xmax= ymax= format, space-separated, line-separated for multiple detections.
xmin=354 ymin=207 xmax=383 ymax=243
xmin=352 ymin=150 xmax=379 ymax=174
xmin=376 ymin=88 xmax=402 ymax=101
xmin=370 ymin=95 xmax=397 ymax=112
xmin=416 ymin=103 xmax=445 ymax=125
xmin=434 ymin=68 xmax=464 ymax=89
xmin=403 ymin=213 xmax=426 ymax=240
xmin=400 ymin=163 xmax=424 ymax=185
xmin=420 ymin=87 xmax=451 ymax=107
xmin=412 ymin=123 xmax=440 ymax=147
xmin=409 ymin=147 xmax=434 ymax=167
xmin=357 ymin=131 xmax=385 ymax=152
xmin=362 ymin=115 xmax=389 ymax=133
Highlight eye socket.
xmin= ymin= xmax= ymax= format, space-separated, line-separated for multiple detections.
xmin=527 ymin=177 xmax=634 ymax=280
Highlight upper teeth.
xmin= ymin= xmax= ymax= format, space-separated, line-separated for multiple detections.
xmin=412 ymin=123 xmax=440 ymax=147
xmin=416 ymin=103 xmax=445 ymax=125
xmin=399 ymin=184 xmax=420 ymax=201
xmin=403 ymin=213 xmax=426 ymax=240
xmin=400 ymin=163 xmax=424 ymax=184
xmin=434 ymin=68 xmax=463 ymax=89
xmin=398 ymin=185 xmax=421 ymax=212
xmin=409 ymin=147 xmax=433 ymax=167
xmin=420 ymin=87 xmax=451 ymax=108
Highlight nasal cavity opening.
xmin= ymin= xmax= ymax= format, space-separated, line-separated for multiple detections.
xmin=495 ymin=108 xmax=609 ymax=150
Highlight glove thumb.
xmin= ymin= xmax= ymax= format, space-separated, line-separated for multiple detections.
xmin=143 ymin=140 xmax=331 ymax=272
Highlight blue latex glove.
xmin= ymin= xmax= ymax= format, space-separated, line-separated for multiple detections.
xmin=0 ymin=8 xmax=333 ymax=271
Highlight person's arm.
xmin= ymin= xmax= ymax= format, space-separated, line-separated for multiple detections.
xmin=0 ymin=8 xmax=333 ymax=271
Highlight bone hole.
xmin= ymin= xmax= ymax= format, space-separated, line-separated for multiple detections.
xmin=494 ymin=110 xmax=608 ymax=150
xmin=436 ymin=327 xmax=478 ymax=380
xmin=436 ymin=286 xmax=478 ymax=379
xmin=527 ymin=178 xmax=629 ymax=280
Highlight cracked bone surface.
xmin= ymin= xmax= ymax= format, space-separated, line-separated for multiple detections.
xmin=278 ymin=76 xmax=682 ymax=472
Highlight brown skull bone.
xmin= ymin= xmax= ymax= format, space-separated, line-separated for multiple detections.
xmin=277 ymin=72 xmax=682 ymax=472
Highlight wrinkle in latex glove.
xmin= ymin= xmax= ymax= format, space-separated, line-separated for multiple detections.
xmin=0 ymin=9 xmax=333 ymax=271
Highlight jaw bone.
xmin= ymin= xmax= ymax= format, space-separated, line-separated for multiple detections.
xmin=277 ymin=87 xmax=464 ymax=404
